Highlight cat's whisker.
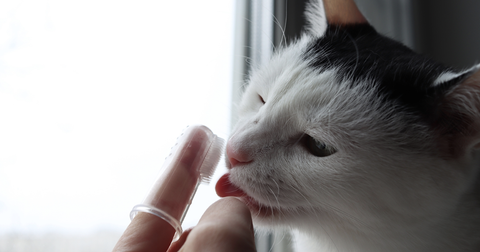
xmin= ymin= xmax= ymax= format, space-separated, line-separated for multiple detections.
xmin=281 ymin=113 xmax=297 ymax=131
xmin=321 ymin=202 xmax=367 ymax=227
xmin=267 ymin=187 xmax=276 ymax=217
xmin=293 ymin=174 xmax=359 ymax=225
xmin=271 ymin=4 xmax=287 ymax=49
xmin=289 ymin=143 xmax=369 ymax=229
xmin=268 ymin=185 xmax=280 ymax=208
xmin=235 ymin=53 xmax=253 ymax=67
xmin=345 ymin=32 xmax=360 ymax=79
xmin=269 ymin=231 xmax=288 ymax=252
xmin=271 ymin=178 xmax=281 ymax=197
xmin=264 ymin=182 xmax=279 ymax=218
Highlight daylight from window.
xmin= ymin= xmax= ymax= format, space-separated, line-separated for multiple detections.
xmin=0 ymin=1 xmax=233 ymax=251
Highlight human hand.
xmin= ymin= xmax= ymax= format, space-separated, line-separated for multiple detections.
xmin=112 ymin=197 xmax=256 ymax=252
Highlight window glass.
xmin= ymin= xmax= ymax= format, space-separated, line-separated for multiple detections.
xmin=0 ymin=1 xmax=233 ymax=250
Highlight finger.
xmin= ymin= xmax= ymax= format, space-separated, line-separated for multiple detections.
xmin=112 ymin=212 xmax=176 ymax=252
xmin=179 ymin=197 xmax=256 ymax=252
xmin=167 ymin=228 xmax=192 ymax=252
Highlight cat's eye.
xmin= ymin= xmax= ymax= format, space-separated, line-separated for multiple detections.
xmin=304 ymin=135 xmax=336 ymax=157
xmin=258 ymin=95 xmax=266 ymax=104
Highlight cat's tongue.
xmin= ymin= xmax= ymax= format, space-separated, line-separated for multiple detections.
xmin=215 ymin=173 xmax=246 ymax=197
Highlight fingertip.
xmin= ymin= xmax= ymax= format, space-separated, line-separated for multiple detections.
xmin=200 ymin=197 xmax=252 ymax=226
xmin=212 ymin=197 xmax=251 ymax=214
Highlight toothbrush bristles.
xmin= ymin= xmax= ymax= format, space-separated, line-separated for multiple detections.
xmin=199 ymin=136 xmax=225 ymax=184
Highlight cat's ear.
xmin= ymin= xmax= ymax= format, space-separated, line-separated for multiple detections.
xmin=431 ymin=64 xmax=480 ymax=155
xmin=305 ymin=0 xmax=368 ymax=37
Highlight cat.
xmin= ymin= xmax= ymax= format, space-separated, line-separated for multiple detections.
xmin=215 ymin=0 xmax=480 ymax=251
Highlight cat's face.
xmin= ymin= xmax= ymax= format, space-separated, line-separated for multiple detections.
xmin=217 ymin=0 xmax=480 ymax=234
xmin=223 ymin=37 xmax=465 ymax=230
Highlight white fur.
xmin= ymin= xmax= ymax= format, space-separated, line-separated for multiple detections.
xmin=304 ymin=0 xmax=327 ymax=37
xmin=226 ymin=2 xmax=480 ymax=251
xmin=434 ymin=65 xmax=480 ymax=86
xmin=434 ymin=71 xmax=462 ymax=86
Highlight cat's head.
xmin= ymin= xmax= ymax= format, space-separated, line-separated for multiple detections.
xmin=216 ymin=0 xmax=480 ymax=233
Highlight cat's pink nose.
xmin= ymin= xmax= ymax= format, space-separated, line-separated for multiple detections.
xmin=226 ymin=141 xmax=252 ymax=168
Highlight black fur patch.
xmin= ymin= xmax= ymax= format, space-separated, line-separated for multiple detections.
xmin=303 ymin=24 xmax=454 ymax=116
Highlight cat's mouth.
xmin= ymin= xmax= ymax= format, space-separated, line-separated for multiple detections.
xmin=215 ymin=173 xmax=280 ymax=217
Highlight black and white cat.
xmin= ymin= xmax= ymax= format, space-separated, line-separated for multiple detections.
xmin=216 ymin=0 xmax=480 ymax=251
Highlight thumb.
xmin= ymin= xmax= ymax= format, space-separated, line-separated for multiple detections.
xmin=176 ymin=197 xmax=256 ymax=252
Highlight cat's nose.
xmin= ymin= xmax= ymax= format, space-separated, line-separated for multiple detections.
xmin=226 ymin=141 xmax=253 ymax=168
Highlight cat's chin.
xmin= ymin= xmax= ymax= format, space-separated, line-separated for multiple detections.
xmin=245 ymin=197 xmax=310 ymax=229
xmin=240 ymin=194 xmax=282 ymax=218
xmin=216 ymin=173 xmax=297 ymax=223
